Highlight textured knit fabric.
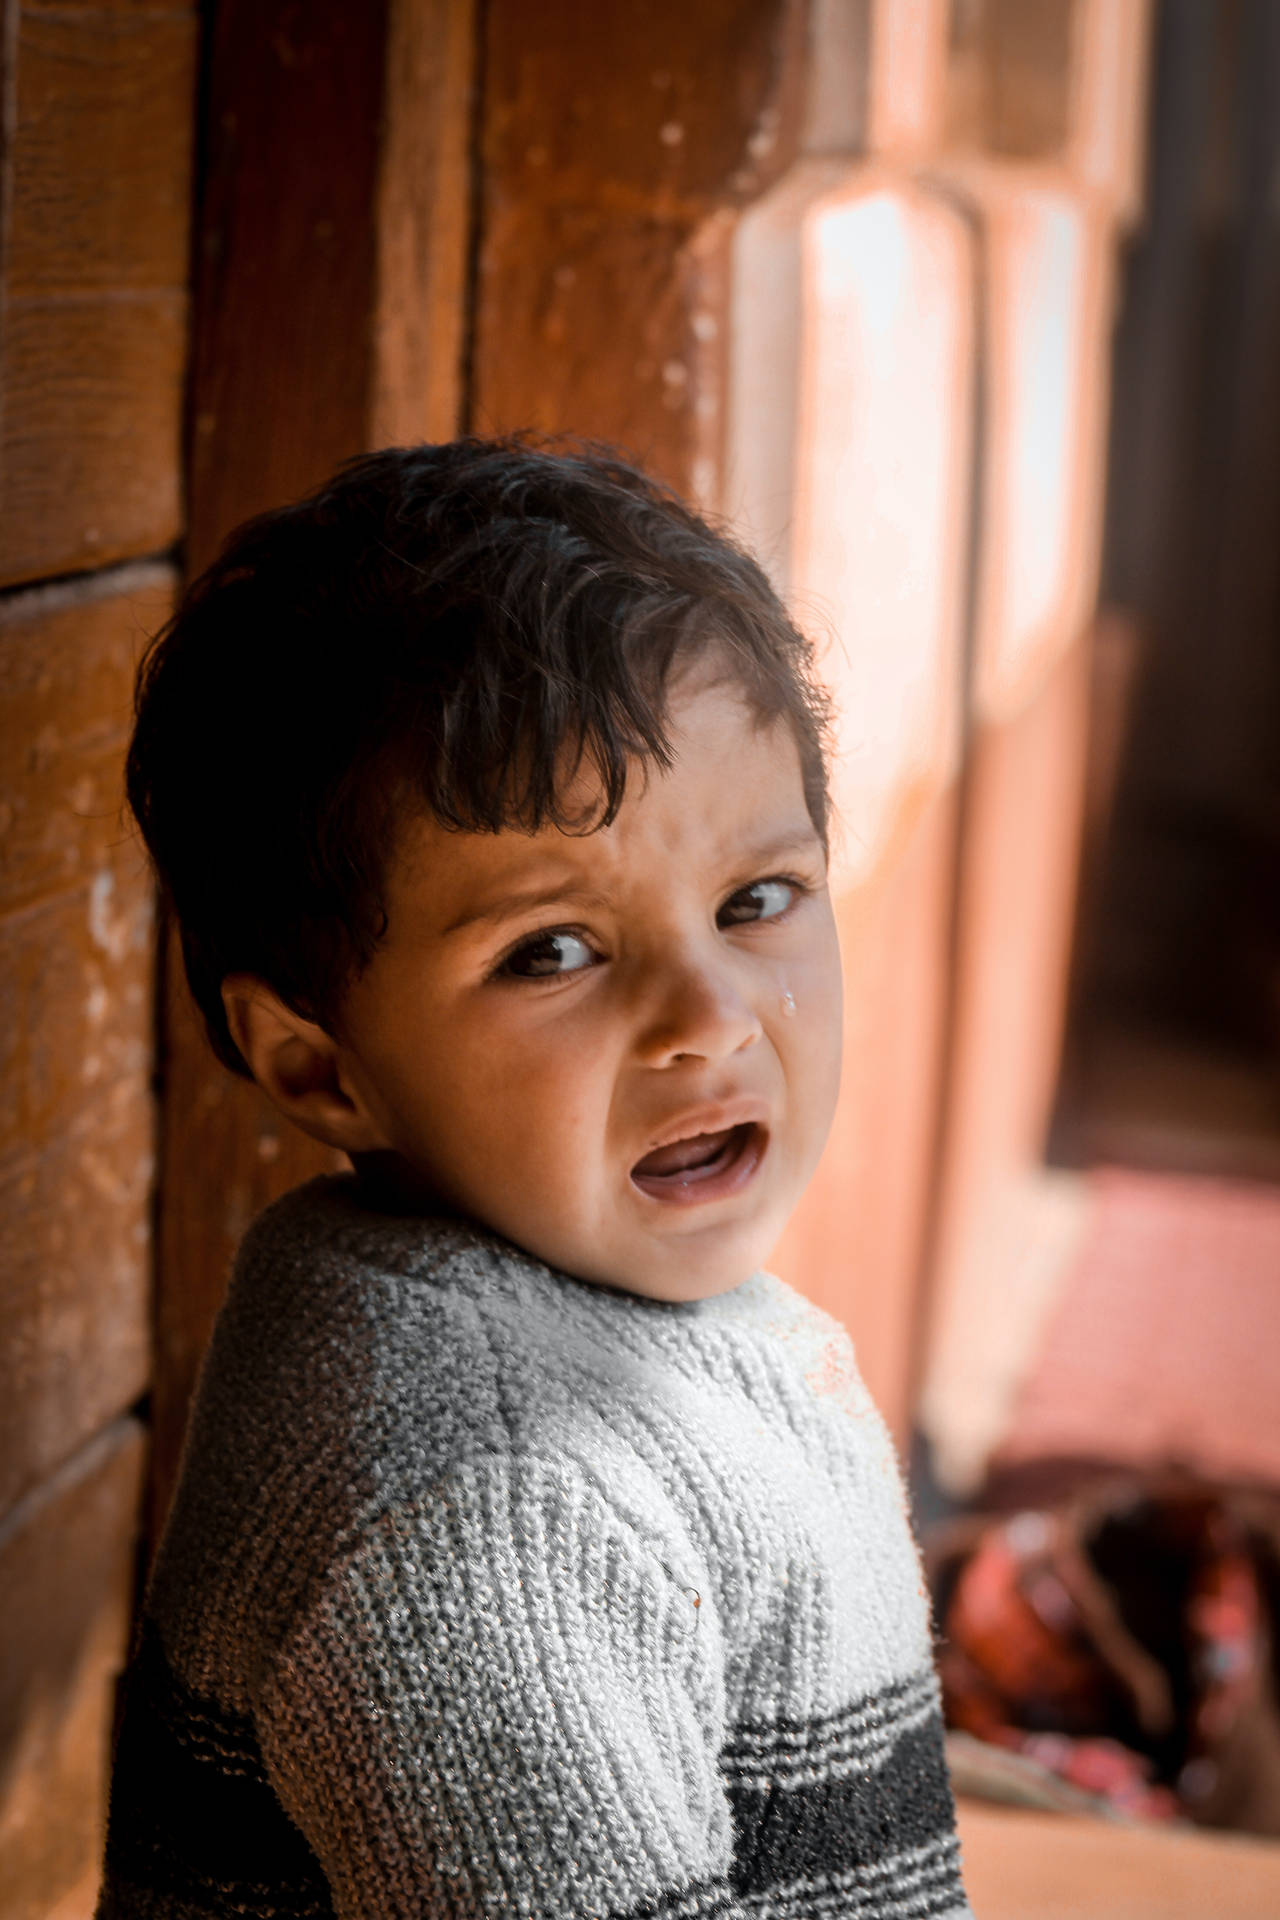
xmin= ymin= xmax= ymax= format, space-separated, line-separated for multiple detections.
xmin=98 ymin=1175 xmax=971 ymax=1919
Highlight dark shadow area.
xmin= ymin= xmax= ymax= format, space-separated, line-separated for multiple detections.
xmin=1056 ymin=0 xmax=1280 ymax=1180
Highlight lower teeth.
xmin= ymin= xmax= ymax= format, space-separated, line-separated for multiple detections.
xmin=637 ymin=1128 xmax=745 ymax=1183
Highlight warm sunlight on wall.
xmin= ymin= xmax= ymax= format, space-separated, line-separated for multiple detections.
xmin=793 ymin=182 xmax=973 ymax=892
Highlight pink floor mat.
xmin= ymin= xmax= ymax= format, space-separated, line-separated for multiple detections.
xmin=993 ymin=1168 xmax=1280 ymax=1488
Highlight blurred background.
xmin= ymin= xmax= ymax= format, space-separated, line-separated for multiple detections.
xmin=3 ymin=0 xmax=1280 ymax=1913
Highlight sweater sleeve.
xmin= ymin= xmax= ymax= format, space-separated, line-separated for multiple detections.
xmin=254 ymin=1451 xmax=743 ymax=1920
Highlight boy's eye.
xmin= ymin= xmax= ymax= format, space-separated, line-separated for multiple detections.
xmin=717 ymin=878 xmax=798 ymax=927
xmin=498 ymin=929 xmax=599 ymax=979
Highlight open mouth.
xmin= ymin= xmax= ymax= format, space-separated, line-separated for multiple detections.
xmin=630 ymin=1122 xmax=765 ymax=1203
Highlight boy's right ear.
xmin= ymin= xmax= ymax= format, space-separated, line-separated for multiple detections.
xmin=220 ymin=975 xmax=389 ymax=1155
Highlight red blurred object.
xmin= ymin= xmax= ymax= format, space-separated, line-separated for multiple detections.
xmin=929 ymin=1480 xmax=1280 ymax=1833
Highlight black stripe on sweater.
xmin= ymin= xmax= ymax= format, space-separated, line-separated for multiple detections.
xmin=725 ymin=1711 xmax=963 ymax=1907
xmin=616 ymin=1702 xmax=965 ymax=1920
xmin=746 ymin=1836 xmax=966 ymax=1916
xmin=99 ymin=1619 xmax=333 ymax=1917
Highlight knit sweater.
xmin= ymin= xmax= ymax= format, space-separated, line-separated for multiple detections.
xmin=98 ymin=1175 xmax=970 ymax=1919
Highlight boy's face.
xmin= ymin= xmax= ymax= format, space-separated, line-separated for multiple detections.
xmin=333 ymin=667 xmax=843 ymax=1301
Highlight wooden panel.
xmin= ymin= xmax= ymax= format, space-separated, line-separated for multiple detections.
xmin=0 ymin=838 xmax=151 ymax=1164
xmin=0 ymin=1420 xmax=145 ymax=1920
xmin=371 ymin=0 xmax=476 ymax=446
xmin=480 ymin=0 xmax=805 ymax=211
xmin=942 ymin=0 xmax=1153 ymax=215
xmin=945 ymin=0 xmax=1075 ymax=159
xmin=0 ymin=565 xmax=174 ymax=917
xmin=185 ymin=0 xmax=390 ymax=562
xmin=473 ymin=0 xmax=808 ymax=498
xmin=0 ymin=572 xmax=160 ymax=1514
xmin=474 ymin=201 xmax=736 ymax=494
xmin=8 ymin=6 xmax=196 ymax=296
xmin=0 ymin=1087 xmax=151 ymax=1517
xmin=0 ymin=4 xmax=195 ymax=586
xmin=185 ymin=0 xmax=471 ymax=567
xmin=1067 ymin=0 xmax=1153 ymax=220
xmin=0 ymin=291 xmax=187 ymax=587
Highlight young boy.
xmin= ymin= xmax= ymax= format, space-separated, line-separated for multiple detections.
xmin=98 ymin=439 xmax=971 ymax=1918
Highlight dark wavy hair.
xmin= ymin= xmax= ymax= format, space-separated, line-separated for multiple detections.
xmin=127 ymin=437 xmax=832 ymax=1074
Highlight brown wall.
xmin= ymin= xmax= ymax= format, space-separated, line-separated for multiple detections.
xmin=0 ymin=4 xmax=196 ymax=1913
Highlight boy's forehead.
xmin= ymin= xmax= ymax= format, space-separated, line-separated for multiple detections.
xmin=383 ymin=688 xmax=817 ymax=936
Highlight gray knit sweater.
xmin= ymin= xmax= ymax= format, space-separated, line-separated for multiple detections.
xmin=98 ymin=1175 xmax=970 ymax=1918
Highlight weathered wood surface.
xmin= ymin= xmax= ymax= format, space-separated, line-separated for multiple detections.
xmin=473 ymin=0 xmax=808 ymax=496
xmin=1 ymin=4 xmax=194 ymax=1904
xmin=186 ymin=0 xmax=475 ymax=569
xmin=0 ymin=4 xmax=195 ymax=585
xmin=0 ymin=570 xmax=164 ymax=1519
xmin=0 ymin=846 xmax=150 ymax=1182
xmin=0 ymin=1420 xmax=145 ymax=1920
xmin=945 ymin=0 xmax=1074 ymax=158
xmin=0 ymin=1083 xmax=152 ymax=1517
xmin=0 ymin=566 xmax=171 ymax=919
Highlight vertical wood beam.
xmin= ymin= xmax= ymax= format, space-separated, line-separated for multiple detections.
xmin=152 ymin=0 xmax=476 ymax=1539
xmin=471 ymin=0 xmax=809 ymax=501
xmin=186 ymin=0 xmax=475 ymax=571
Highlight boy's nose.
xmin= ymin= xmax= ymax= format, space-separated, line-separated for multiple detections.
xmin=634 ymin=951 xmax=763 ymax=1067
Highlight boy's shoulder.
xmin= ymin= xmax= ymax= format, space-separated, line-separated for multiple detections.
xmin=216 ymin=1172 xmax=882 ymax=1471
xmin=236 ymin=1170 xmax=529 ymax=1301
xmin=236 ymin=1170 xmax=854 ymax=1352
xmin=218 ymin=1173 xmax=588 ymax=1457
xmin=231 ymin=1170 xmax=597 ymax=1374
xmin=154 ymin=1175 xmax=622 ymax=1678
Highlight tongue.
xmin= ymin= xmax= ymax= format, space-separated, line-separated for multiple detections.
xmin=633 ymin=1127 xmax=736 ymax=1179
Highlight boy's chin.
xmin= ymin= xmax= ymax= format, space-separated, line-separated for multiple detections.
xmin=347 ymin=1152 xmax=768 ymax=1298
xmin=565 ymin=1230 xmax=769 ymax=1304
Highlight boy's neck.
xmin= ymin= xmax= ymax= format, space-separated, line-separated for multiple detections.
xmin=349 ymin=1149 xmax=458 ymax=1219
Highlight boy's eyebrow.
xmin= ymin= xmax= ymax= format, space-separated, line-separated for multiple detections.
xmin=442 ymin=881 xmax=612 ymax=937
xmin=441 ymin=824 xmax=825 ymax=938
xmin=738 ymin=826 xmax=826 ymax=867
xmin=713 ymin=825 xmax=828 ymax=881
